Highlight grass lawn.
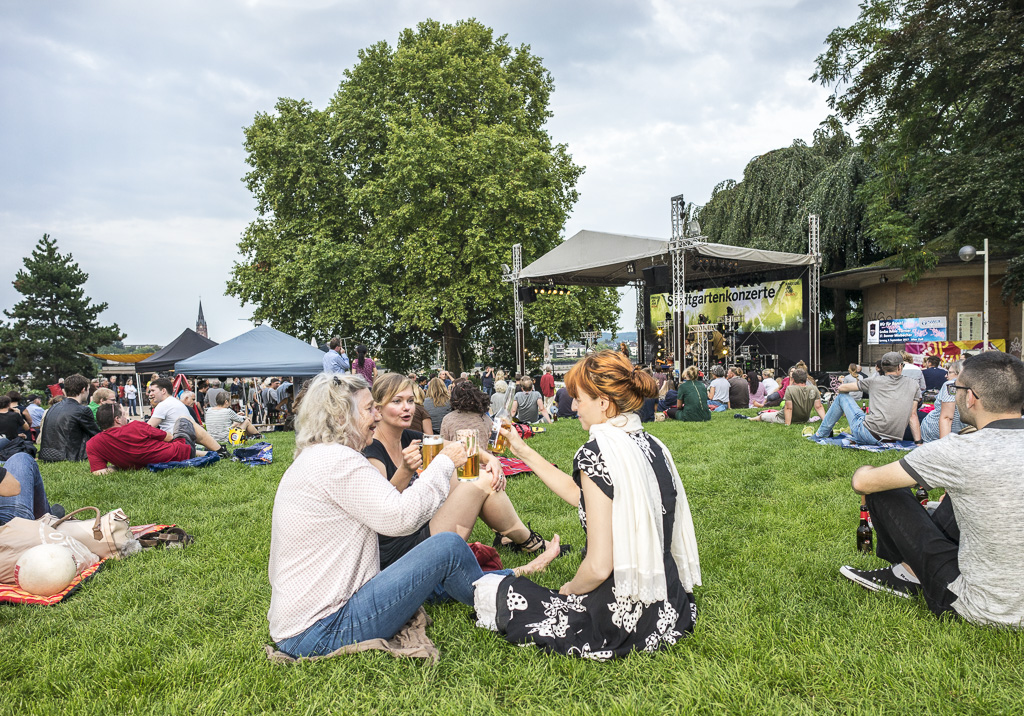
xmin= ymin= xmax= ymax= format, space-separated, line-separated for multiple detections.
xmin=2 ymin=412 xmax=1022 ymax=715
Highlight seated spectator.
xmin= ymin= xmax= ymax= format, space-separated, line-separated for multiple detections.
xmin=268 ymin=374 xmax=554 ymax=658
xmin=87 ymin=403 xmax=218 ymax=474
xmin=554 ymin=384 xmax=577 ymax=419
xmin=727 ymin=366 xmax=750 ymax=411
xmin=921 ymin=360 xmax=965 ymax=442
xmin=489 ymin=380 xmax=509 ymax=416
xmin=657 ymin=379 xmax=678 ymax=412
xmin=0 ymin=395 xmax=30 ymax=441
xmin=423 ymin=378 xmax=452 ymax=434
xmin=921 ymin=355 xmax=948 ymax=392
xmin=746 ymin=370 xmax=766 ymax=408
xmin=746 ymin=368 xmax=825 ymax=425
xmin=180 ymin=391 xmax=204 ymax=424
xmin=707 ymin=365 xmax=731 ymax=412
xmin=901 ymin=351 xmax=927 ymax=393
xmin=145 ymin=378 xmax=220 ymax=453
xmin=408 ymin=384 xmax=433 ymax=435
xmin=839 ymin=352 xmax=1024 ymax=628
xmin=841 ymin=363 xmax=864 ymax=400
xmin=814 ymin=351 xmax=922 ymax=445
xmin=440 ymin=381 xmax=494 ymax=444
xmin=88 ymin=387 xmax=116 ymax=418
xmin=0 ymin=454 xmax=63 ymax=524
xmin=669 ymin=366 xmax=712 ymax=422
xmin=512 ymin=376 xmax=551 ymax=424
xmin=38 ymin=374 xmax=101 ymax=462
xmin=205 ymin=391 xmax=261 ymax=444
xmin=754 ymin=369 xmax=779 ymax=407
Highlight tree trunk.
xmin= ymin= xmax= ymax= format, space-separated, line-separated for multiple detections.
xmin=833 ymin=287 xmax=848 ymax=368
xmin=442 ymin=321 xmax=464 ymax=375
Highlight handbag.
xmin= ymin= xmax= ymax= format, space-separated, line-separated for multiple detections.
xmin=0 ymin=518 xmax=100 ymax=582
xmin=47 ymin=506 xmax=141 ymax=560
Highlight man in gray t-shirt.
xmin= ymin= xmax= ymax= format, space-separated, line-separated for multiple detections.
xmin=815 ymin=351 xmax=922 ymax=444
xmin=838 ymin=351 xmax=1024 ymax=628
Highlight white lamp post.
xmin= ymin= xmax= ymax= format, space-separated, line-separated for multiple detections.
xmin=959 ymin=238 xmax=989 ymax=350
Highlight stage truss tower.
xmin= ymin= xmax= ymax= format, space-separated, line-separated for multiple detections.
xmin=808 ymin=214 xmax=822 ymax=371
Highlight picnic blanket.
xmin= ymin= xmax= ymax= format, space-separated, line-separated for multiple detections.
xmin=265 ymin=607 xmax=439 ymax=664
xmin=147 ymin=452 xmax=221 ymax=472
xmin=0 ymin=523 xmax=184 ymax=605
xmin=499 ymin=456 xmax=534 ymax=477
xmin=807 ymin=433 xmax=917 ymax=452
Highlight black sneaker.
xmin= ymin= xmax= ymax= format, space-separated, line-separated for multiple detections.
xmin=216 ymin=446 xmax=229 ymax=458
xmin=734 ymin=413 xmax=748 ymax=419
xmin=839 ymin=565 xmax=922 ymax=599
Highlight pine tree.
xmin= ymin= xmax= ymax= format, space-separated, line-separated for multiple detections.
xmin=3 ymin=234 xmax=124 ymax=388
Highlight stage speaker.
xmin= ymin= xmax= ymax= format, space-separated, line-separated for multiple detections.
xmin=517 ymin=286 xmax=537 ymax=304
xmin=641 ymin=265 xmax=672 ymax=288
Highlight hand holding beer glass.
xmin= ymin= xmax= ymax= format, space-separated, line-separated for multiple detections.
xmin=455 ymin=429 xmax=479 ymax=481
xmin=419 ymin=435 xmax=443 ymax=470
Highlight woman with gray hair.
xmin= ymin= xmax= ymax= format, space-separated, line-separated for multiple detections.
xmin=921 ymin=360 xmax=965 ymax=442
xmin=489 ymin=379 xmax=509 ymax=416
xmin=268 ymin=373 xmax=556 ymax=658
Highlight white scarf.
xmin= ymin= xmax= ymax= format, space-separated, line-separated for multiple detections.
xmin=589 ymin=412 xmax=701 ymax=605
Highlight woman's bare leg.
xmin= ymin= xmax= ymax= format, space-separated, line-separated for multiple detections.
xmin=429 ymin=475 xmax=532 ymax=544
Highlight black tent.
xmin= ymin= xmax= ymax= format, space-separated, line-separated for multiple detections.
xmin=137 ymin=328 xmax=218 ymax=373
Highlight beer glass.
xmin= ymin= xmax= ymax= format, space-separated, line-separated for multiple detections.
xmin=421 ymin=435 xmax=443 ymax=469
xmin=455 ymin=429 xmax=478 ymax=481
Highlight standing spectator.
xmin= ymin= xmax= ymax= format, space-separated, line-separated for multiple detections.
xmin=124 ymin=378 xmax=139 ymax=416
xmin=539 ymin=365 xmax=556 ymax=410
xmin=322 ymin=337 xmax=350 ymax=374
xmin=25 ymin=395 xmax=45 ymax=435
xmin=38 ymin=374 xmax=100 ymax=462
xmin=481 ymin=366 xmax=495 ymax=395
xmin=921 ymin=355 xmax=949 ymax=391
xmin=352 ymin=344 xmax=377 ymax=386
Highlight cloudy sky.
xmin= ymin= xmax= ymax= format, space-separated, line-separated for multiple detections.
xmin=0 ymin=0 xmax=862 ymax=346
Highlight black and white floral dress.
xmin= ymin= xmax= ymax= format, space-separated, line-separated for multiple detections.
xmin=488 ymin=432 xmax=697 ymax=660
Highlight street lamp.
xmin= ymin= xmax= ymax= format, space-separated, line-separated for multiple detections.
xmin=959 ymin=238 xmax=989 ymax=350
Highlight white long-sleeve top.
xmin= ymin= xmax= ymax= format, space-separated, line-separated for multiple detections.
xmin=267 ymin=442 xmax=453 ymax=641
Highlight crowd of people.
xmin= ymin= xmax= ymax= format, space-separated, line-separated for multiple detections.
xmin=3 ymin=340 xmax=1022 ymax=662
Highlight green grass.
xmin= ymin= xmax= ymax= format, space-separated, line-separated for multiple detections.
xmin=3 ymin=414 xmax=1023 ymax=715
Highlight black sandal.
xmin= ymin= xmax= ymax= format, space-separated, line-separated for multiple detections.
xmin=492 ymin=524 xmax=571 ymax=557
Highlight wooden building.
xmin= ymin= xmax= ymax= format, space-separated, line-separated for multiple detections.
xmin=823 ymin=256 xmax=1022 ymax=365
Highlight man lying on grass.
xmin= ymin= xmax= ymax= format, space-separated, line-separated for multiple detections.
xmin=841 ymin=351 xmax=1024 ymax=628
xmin=87 ymin=403 xmax=224 ymax=475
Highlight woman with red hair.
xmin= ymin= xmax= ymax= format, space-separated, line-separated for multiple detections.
xmin=473 ymin=350 xmax=702 ymax=660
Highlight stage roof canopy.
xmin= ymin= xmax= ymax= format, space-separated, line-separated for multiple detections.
xmin=518 ymin=230 xmax=815 ymax=287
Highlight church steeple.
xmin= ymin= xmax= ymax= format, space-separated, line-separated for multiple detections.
xmin=196 ymin=299 xmax=208 ymax=338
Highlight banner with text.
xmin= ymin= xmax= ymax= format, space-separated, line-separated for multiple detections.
xmin=867 ymin=317 xmax=947 ymax=345
xmin=650 ymin=279 xmax=803 ymax=334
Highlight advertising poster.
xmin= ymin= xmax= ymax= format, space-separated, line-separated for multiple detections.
xmin=866 ymin=317 xmax=947 ymax=345
xmin=649 ymin=279 xmax=803 ymax=334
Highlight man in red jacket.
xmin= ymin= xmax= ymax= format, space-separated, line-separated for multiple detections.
xmin=86 ymin=404 xmax=221 ymax=475
xmin=539 ymin=365 xmax=556 ymax=411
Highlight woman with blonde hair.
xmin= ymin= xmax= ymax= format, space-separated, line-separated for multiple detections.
xmin=364 ymin=373 xmax=564 ymax=570
xmin=423 ymin=377 xmax=452 ymax=435
xmin=474 ymin=350 xmax=701 ymax=660
xmin=268 ymin=373 xmax=559 ymax=658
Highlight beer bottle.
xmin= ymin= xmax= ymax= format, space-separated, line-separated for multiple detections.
xmin=488 ymin=388 xmax=517 ymax=452
xmin=915 ymin=484 xmax=928 ymax=505
xmin=857 ymin=499 xmax=873 ymax=554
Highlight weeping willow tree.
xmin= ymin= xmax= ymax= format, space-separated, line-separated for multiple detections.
xmin=696 ymin=120 xmax=880 ymax=366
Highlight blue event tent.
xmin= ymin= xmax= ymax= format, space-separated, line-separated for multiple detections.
xmin=173 ymin=324 xmax=325 ymax=377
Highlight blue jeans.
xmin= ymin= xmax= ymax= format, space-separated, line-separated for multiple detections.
xmin=708 ymin=400 xmax=728 ymax=412
xmin=815 ymin=393 xmax=880 ymax=445
xmin=127 ymin=397 xmax=138 ymax=416
xmin=275 ymin=532 xmax=513 ymax=658
xmin=0 ymin=453 xmax=52 ymax=524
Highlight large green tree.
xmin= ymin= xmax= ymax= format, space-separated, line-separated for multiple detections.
xmin=813 ymin=0 xmax=1024 ymax=297
xmin=3 ymin=234 xmax=124 ymax=388
xmin=696 ymin=122 xmax=880 ymax=366
xmin=228 ymin=19 xmax=619 ymax=373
